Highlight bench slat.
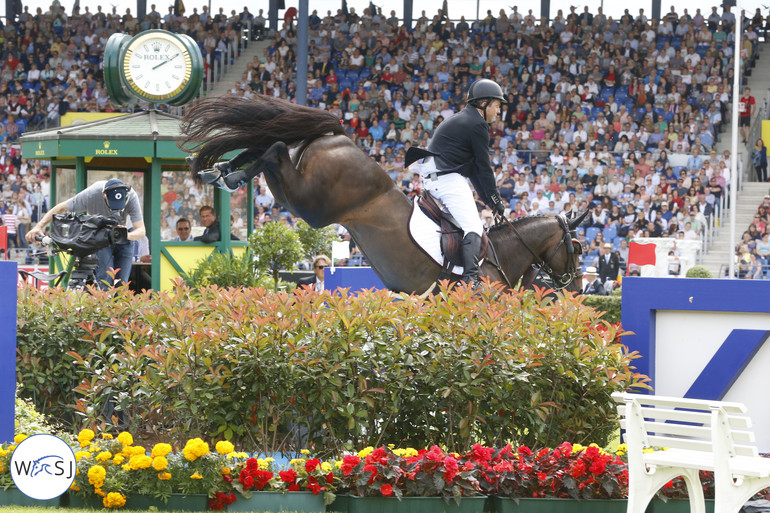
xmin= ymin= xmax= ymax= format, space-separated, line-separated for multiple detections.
xmin=617 ymin=405 xmax=752 ymax=429
xmin=613 ymin=393 xmax=747 ymax=413
xmin=618 ymin=420 xmax=755 ymax=444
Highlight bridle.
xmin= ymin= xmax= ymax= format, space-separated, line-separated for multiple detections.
xmin=500 ymin=213 xmax=583 ymax=290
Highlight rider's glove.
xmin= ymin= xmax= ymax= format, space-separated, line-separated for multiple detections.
xmin=490 ymin=193 xmax=506 ymax=216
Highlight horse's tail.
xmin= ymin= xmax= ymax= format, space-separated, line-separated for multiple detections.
xmin=179 ymin=94 xmax=345 ymax=180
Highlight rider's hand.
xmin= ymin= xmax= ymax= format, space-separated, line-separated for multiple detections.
xmin=490 ymin=193 xmax=506 ymax=216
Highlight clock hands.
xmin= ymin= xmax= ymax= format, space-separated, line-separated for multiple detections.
xmin=152 ymin=52 xmax=179 ymax=71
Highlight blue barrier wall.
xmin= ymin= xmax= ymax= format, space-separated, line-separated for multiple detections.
xmin=325 ymin=267 xmax=384 ymax=292
xmin=0 ymin=261 xmax=17 ymax=443
xmin=621 ymin=277 xmax=770 ymax=451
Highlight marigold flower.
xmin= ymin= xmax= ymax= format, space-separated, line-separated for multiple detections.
xmin=216 ymin=441 xmax=235 ymax=455
xmin=221 ymin=467 xmax=231 ymax=475
xmin=103 ymin=492 xmax=126 ymax=509
xmin=77 ymin=429 xmax=95 ymax=447
xmin=152 ymin=456 xmax=168 ymax=471
xmin=14 ymin=434 xmax=27 ymax=444
xmin=183 ymin=438 xmax=209 ymax=461
xmin=96 ymin=451 xmax=112 ymax=462
xmin=159 ymin=472 xmax=172 ymax=480
xmin=300 ymin=449 xmax=311 ymax=455
xmin=101 ymin=433 xmax=114 ymax=440
xmin=190 ymin=471 xmax=203 ymax=480
xmin=357 ymin=447 xmax=374 ymax=458
xmin=321 ymin=462 xmax=332 ymax=472
xmin=94 ymin=487 xmax=105 ymax=497
xmin=75 ymin=451 xmax=90 ymax=462
xmin=87 ymin=465 xmax=106 ymax=487
xmin=117 ymin=432 xmax=133 ymax=446
xmin=113 ymin=454 xmax=125 ymax=465
xmin=151 ymin=443 xmax=173 ymax=458
xmin=129 ymin=455 xmax=153 ymax=470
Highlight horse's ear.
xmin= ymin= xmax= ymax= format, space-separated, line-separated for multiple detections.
xmin=568 ymin=210 xmax=590 ymax=229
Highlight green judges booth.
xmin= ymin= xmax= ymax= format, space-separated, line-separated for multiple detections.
xmin=20 ymin=110 xmax=253 ymax=290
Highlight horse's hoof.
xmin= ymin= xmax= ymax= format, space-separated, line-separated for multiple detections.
xmin=198 ymin=167 xmax=222 ymax=184
xmin=223 ymin=171 xmax=248 ymax=191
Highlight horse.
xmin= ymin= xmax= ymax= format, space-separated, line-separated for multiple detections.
xmin=180 ymin=95 xmax=588 ymax=295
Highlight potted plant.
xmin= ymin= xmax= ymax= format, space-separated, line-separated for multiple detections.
xmin=227 ymin=452 xmax=334 ymax=513
xmin=69 ymin=429 xmax=236 ymax=510
xmin=336 ymin=446 xmax=485 ymax=513
xmin=473 ymin=442 xmax=629 ymax=513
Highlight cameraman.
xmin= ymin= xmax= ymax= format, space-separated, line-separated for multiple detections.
xmin=26 ymin=178 xmax=146 ymax=289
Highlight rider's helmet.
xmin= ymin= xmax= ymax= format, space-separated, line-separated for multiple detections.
xmin=466 ymin=79 xmax=507 ymax=106
xmin=102 ymin=178 xmax=132 ymax=211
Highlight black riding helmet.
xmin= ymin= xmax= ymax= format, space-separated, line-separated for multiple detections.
xmin=467 ymin=78 xmax=506 ymax=123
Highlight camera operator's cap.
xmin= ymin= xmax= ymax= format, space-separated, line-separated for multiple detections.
xmin=103 ymin=178 xmax=130 ymax=210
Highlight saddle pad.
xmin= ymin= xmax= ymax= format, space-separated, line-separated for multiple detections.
xmin=407 ymin=197 xmax=465 ymax=276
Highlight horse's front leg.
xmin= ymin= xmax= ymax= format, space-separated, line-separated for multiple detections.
xmin=195 ymin=149 xmax=264 ymax=191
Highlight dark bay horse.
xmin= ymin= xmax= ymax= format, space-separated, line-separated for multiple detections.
xmin=181 ymin=95 xmax=587 ymax=295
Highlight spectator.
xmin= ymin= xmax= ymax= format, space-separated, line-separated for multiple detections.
xmin=194 ymin=205 xmax=239 ymax=242
xmin=172 ymin=217 xmax=194 ymax=241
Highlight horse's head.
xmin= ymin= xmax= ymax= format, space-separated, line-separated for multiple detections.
xmin=537 ymin=211 xmax=588 ymax=292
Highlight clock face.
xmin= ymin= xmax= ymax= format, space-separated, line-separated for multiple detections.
xmin=122 ymin=32 xmax=192 ymax=102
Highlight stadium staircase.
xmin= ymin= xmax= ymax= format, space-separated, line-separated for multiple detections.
xmin=206 ymin=39 xmax=271 ymax=98
xmin=702 ymin=40 xmax=770 ymax=277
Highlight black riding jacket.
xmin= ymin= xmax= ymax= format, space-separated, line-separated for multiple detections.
xmin=427 ymin=105 xmax=500 ymax=207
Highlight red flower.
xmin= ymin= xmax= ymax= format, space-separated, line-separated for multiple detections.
xmin=305 ymin=458 xmax=321 ymax=473
xmin=518 ymin=446 xmax=532 ymax=456
xmin=537 ymin=472 xmax=548 ymax=482
xmin=279 ymin=469 xmax=297 ymax=483
xmin=241 ymin=475 xmax=255 ymax=489
xmin=381 ymin=484 xmax=394 ymax=497
xmin=325 ymin=472 xmax=334 ymax=485
xmin=570 ymin=459 xmax=587 ymax=478
xmin=288 ymin=483 xmax=301 ymax=491
xmin=341 ymin=455 xmax=361 ymax=477
xmin=589 ymin=460 xmax=606 ymax=475
xmin=246 ymin=458 xmax=259 ymax=470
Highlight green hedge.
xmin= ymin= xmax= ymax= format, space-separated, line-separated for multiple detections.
xmin=17 ymin=282 xmax=648 ymax=455
xmin=581 ymin=295 xmax=622 ymax=324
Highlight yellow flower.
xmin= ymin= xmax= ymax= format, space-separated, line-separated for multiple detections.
xmin=103 ymin=492 xmax=126 ymax=508
xmin=75 ymin=451 xmax=90 ymax=462
xmin=113 ymin=454 xmax=125 ymax=465
xmin=14 ymin=434 xmax=27 ymax=444
xmin=357 ymin=447 xmax=374 ymax=458
xmin=152 ymin=456 xmax=168 ymax=471
xmin=70 ymin=484 xmax=80 ymax=491
xmin=125 ymin=445 xmax=146 ymax=457
xmin=87 ymin=465 xmax=106 ymax=487
xmin=221 ymin=466 xmax=231 ymax=475
xmin=117 ymin=432 xmax=133 ymax=446
xmin=300 ymin=449 xmax=310 ymax=455
xmin=190 ymin=471 xmax=203 ymax=480
xmin=128 ymin=455 xmax=153 ymax=470
xmin=393 ymin=448 xmax=418 ymax=458
xmin=321 ymin=462 xmax=332 ymax=472
xmin=96 ymin=451 xmax=112 ymax=462
xmin=158 ymin=472 xmax=172 ymax=480
xmin=182 ymin=438 xmax=209 ymax=461
xmin=101 ymin=433 xmax=114 ymax=440
xmin=257 ymin=459 xmax=271 ymax=471
xmin=151 ymin=443 xmax=173 ymax=458
xmin=94 ymin=487 xmax=106 ymax=497
xmin=215 ymin=441 xmax=235 ymax=455
xmin=78 ymin=429 xmax=95 ymax=447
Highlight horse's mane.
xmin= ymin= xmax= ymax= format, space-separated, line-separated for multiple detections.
xmin=180 ymin=94 xmax=345 ymax=175
xmin=487 ymin=214 xmax=554 ymax=235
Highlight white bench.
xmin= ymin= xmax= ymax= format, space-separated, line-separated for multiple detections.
xmin=612 ymin=392 xmax=770 ymax=513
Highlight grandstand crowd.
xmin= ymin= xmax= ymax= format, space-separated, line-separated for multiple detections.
xmin=2 ymin=2 xmax=770 ymax=281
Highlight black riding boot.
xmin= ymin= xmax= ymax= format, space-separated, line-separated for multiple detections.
xmin=460 ymin=232 xmax=482 ymax=286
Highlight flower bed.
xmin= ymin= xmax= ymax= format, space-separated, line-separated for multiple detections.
xmin=3 ymin=429 xmax=765 ymax=511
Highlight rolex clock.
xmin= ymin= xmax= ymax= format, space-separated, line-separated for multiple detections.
xmin=104 ymin=30 xmax=203 ymax=106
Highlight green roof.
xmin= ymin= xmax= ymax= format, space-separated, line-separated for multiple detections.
xmin=20 ymin=109 xmax=182 ymax=142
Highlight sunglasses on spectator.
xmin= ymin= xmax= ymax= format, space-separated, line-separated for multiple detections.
xmin=315 ymin=264 xmax=327 ymax=269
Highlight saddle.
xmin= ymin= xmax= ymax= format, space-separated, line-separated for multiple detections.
xmin=417 ymin=192 xmax=488 ymax=268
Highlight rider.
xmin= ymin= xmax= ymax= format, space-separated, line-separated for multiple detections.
xmin=416 ymin=78 xmax=507 ymax=286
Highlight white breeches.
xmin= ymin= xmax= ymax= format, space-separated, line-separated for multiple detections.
xmin=423 ymin=172 xmax=483 ymax=237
